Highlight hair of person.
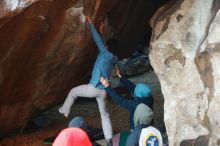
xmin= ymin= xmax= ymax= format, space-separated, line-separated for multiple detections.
xmin=105 ymin=38 xmax=119 ymax=56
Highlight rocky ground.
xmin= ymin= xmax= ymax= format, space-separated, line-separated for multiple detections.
xmin=0 ymin=70 xmax=166 ymax=146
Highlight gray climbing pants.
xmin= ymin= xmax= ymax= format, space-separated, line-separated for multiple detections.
xmin=59 ymin=83 xmax=113 ymax=139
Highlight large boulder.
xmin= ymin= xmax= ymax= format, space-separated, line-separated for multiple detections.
xmin=0 ymin=0 xmax=38 ymax=18
xmin=0 ymin=0 xmax=108 ymax=137
xmin=117 ymin=55 xmax=152 ymax=77
xmin=0 ymin=0 xmax=167 ymax=138
xmin=150 ymin=0 xmax=220 ymax=145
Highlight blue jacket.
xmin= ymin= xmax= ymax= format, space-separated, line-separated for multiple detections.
xmin=105 ymin=77 xmax=153 ymax=129
xmin=88 ymin=24 xmax=118 ymax=90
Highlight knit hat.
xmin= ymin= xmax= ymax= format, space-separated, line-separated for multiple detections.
xmin=134 ymin=83 xmax=151 ymax=98
xmin=68 ymin=116 xmax=87 ymax=131
xmin=134 ymin=103 xmax=153 ymax=127
xmin=53 ymin=128 xmax=92 ymax=146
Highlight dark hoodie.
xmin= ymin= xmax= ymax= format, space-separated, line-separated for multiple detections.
xmin=105 ymin=77 xmax=153 ymax=129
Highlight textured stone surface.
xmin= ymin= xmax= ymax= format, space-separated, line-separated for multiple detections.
xmin=0 ymin=0 xmax=39 ymax=18
xmin=0 ymin=0 xmax=166 ymax=138
xmin=180 ymin=135 xmax=209 ymax=146
xmin=0 ymin=0 xmax=106 ymax=137
xmin=150 ymin=0 xmax=220 ymax=145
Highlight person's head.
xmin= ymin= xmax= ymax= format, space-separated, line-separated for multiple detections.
xmin=134 ymin=103 xmax=153 ymax=127
xmin=53 ymin=128 xmax=92 ymax=146
xmin=68 ymin=116 xmax=87 ymax=131
xmin=134 ymin=83 xmax=151 ymax=99
xmin=105 ymin=38 xmax=119 ymax=56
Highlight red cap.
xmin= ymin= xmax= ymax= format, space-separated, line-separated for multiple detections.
xmin=53 ymin=128 xmax=92 ymax=146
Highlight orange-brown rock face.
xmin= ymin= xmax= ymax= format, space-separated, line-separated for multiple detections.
xmin=0 ymin=0 xmax=166 ymax=138
xmin=0 ymin=0 xmax=108 ymax=137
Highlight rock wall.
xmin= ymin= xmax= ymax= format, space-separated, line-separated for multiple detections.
xmin=0 ymin=0 xmax=166 ymax=138
xmin=0 ymin=0 xmax=38 ymax=18
xmin=150 ymin=0 xmax=220 ymax=145
xmin=0 ymin=0 xmax=109 ymax=137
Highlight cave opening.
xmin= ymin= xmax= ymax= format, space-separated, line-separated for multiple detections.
xmin=105 ymin=0 xmax=168 ymax=59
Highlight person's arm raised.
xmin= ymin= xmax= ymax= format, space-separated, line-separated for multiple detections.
xmin=85 ymin=16 xmax=106 ymax=53
xmin=116 ymin=67 xmax=136 ymax=93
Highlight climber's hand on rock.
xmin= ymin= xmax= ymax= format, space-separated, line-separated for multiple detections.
xmin=85 ymin=16 xmax=92 ymax=23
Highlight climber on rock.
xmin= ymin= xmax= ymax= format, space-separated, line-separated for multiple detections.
xmin=58 ymin=15 xmax=119 ymax=146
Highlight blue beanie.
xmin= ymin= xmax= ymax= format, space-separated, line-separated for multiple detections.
xmin=134 ymin=83 xmax=151 ymax=98
xmin=68 ymin=116 xmax=87 ymax=131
